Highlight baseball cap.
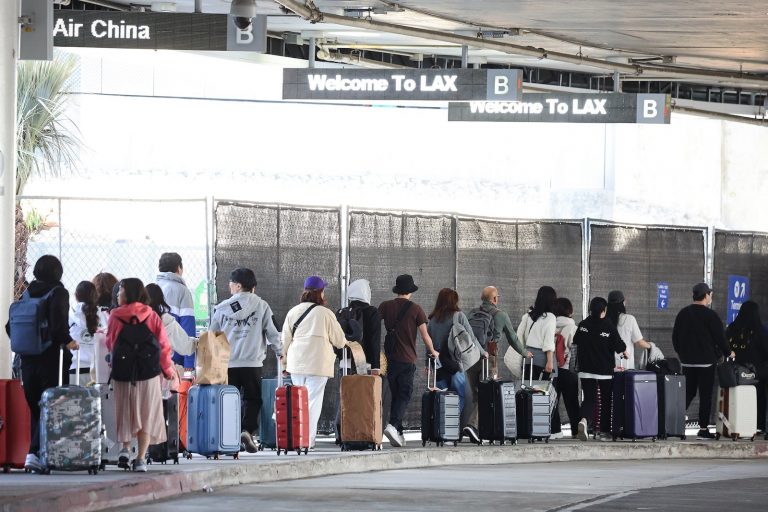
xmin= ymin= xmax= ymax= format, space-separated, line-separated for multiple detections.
xmin=693 ymin=282 xmax=713 ymax=296
xmin=607 ymin=290 xmax=625 ymax=304
xmin=304 ymin=275 xmax=328 ymax=290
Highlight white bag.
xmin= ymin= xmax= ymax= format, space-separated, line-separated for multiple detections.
xmin=504 ymin=346 xmax=524 ymax=379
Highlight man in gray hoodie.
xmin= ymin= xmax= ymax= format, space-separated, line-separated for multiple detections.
xmin=209 ymin=268 xmax=282 ymax=453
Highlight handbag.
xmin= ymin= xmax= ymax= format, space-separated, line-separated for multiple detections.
xmin=717 ymin=359 xmax=759 ymax=388
xmin=504 ymin=346 xmax=524 ymax=379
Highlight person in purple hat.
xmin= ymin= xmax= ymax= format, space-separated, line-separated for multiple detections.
xmin=281 ymin=276 xmax=347 ymax=449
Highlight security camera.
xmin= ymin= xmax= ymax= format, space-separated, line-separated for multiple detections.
xmin=230 ymin=0 xmax=257 ymax=30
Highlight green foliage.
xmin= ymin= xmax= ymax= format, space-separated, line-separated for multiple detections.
xmin=16 ymin=55 xmax=80 ymax=196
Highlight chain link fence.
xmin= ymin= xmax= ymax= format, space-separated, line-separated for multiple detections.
xmin=21 ymin=197 xmax=211 ymax=328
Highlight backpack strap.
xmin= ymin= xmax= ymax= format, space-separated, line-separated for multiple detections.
xmin=292 ymin=304 xmax=319 ymax=336
xmin=388 ymin=301 xmax=413 ymax=334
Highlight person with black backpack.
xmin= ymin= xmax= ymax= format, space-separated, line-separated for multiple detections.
xmin=106 ymin=278 xmax=175 ymax=472
xmin=7 ymin=255 xmax=78 ymax=474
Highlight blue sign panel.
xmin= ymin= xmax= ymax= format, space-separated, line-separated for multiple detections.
xmin=727 ymin=275 xmax=750 ymax=323
xmin=657 ymin=282 xmax=669 ymax=310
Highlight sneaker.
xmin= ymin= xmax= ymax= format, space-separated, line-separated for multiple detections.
xmin=697 ymin=428 xmax=716 ymax=440
xmin=118 ymin=448 xmax=130 ymax=469
xmin=24 ymin=454 xmax=43 ymax=473
xmin=384 ymin=424 xmax=403 ymax=447
xmin=240 ymin=431 xmax=259 ymax=453
xmin=597 ymin=432 xmax=613 ymax=442
xmin=132 ymin=458 xmax=148 ymax=472
xmin=550 ymin=431 xmax=564 ymax=440
xmin=577 ymin=418 xmax=588 ymax=442
xmin=399 ymin=431 xmax=407 ymax=447
xmin=463 ymin=425 xmax=481 ymax=445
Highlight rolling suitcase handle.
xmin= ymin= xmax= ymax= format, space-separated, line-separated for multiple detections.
xmin=342 ymin=346 xmax=349 ymax=377
xmin=426 ymin=356 xmax=437 ymax=390
xmin=481 ymin=356 xmax=489 ymax=381
xmin=58 ymin=346 xmax=81 ymax=387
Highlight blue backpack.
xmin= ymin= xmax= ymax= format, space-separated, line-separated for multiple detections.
xmin=8 ymin=288 xmax=58 ymax=356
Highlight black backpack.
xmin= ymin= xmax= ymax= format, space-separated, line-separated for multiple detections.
xmin=111 ymin=316 xmax=162 ymax=383
xmin=336 ymin=306 xmax=364 ymax=342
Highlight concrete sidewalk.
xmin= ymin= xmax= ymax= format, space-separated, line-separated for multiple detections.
xmin=1 ymin=438 xmax=767 ymax=512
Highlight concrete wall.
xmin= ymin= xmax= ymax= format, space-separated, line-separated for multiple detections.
xmin=26 ymin=48 xmax=768 ymax=231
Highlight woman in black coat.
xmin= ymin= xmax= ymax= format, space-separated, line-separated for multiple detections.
xmin=726 ymin=301 xmax=768 ymax=432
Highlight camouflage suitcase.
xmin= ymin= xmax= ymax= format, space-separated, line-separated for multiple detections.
xmin=38 ymin=350 xmax=102 ymax=474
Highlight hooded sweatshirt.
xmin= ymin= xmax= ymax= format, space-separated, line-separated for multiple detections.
xmin=555 ymin=315 xmax=577 ymax=369
xmin=344 ymin=279 xmax=382 ymax=371
xmin=156 ymin=272 xmax=196 ymax=368
xmin=573 ymin=315 xmax=626 ymax=378
xmin=209 ymin=292 xmax=282 ymax=368
xmin=68 ymin=303 xmax=108 ymax=371
xmin=106 ymin=302 xmax=174 ymax=379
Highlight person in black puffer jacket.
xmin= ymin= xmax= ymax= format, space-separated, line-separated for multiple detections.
xmin=573 ymin=296 xmax=627 ymax=442
xmin=726 ymin=301 xmax=768 ymax=432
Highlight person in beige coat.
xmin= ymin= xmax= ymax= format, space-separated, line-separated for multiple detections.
xmin=282 ymin=276 xmax=347 ymax=449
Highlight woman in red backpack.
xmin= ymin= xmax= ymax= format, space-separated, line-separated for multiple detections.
xmin=106 ymin=278 xmax=175 ymax=472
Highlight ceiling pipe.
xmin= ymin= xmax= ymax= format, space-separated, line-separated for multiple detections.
xmin=671 ymin=104 xmax=767 ymax=127
xmin=77 ymin=0 xmax=129 ymax=11
xmin=316 ymin=47 xmax=410 ymax=69
xmin=273 ymin=0 xmax=768 ymax=89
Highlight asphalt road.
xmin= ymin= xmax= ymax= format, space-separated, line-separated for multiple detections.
xmin=120 ymin=458 xmax=768 ymax=512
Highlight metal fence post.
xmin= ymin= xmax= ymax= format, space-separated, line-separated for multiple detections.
xmin=206 ymin=196 xmax=214 ymax=324
xmin=583 ymin=217 xmax=590 ymax=318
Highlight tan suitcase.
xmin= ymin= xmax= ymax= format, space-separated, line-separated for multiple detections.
xmin=340 ymin=348 xmax=383 ymax=450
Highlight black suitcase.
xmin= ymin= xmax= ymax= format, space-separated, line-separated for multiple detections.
xmin=478 ymin=359 xmax=517 ymax=445
xmin=420 ymin=358 xmax=460 ymax=447
xmin=147 ymin=394 xmax=180 ymax=464
xmin=658 ymin=374 xmax=686 ymax=440
xmin=515 ymin=359 xmax=551 ymax=443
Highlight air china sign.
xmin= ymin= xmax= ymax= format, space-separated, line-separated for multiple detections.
xmin=52 ymin=11 xmax=266 ymax=52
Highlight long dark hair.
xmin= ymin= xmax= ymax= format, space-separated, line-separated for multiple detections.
xmin=429 ymin=288 xmax=460 ymax=322
xmin=75 ymin=281 xmax=99 ymax=336
xmin=146 ymin=283 xmax=171 ymax=317
xmin=119 ymin=278 xmax=149 ymax=305
xmin=92 ymin=272 xmax=118 ymax=309
xmin=727 ymin=301 xmax=764 ymax=340
xmin=529 ymin=286 xmax=557 ymax=323
xmin=301 ymin=288 xmax=326 ymax=306
xmin=589 ymin=297 xmax=608 ymax=319
xmin=606 ymin=302 xmax=626 ymax=327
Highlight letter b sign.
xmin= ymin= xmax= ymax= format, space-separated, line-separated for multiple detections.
xmin=486 ymin=70 xmax=522 ymax=101
xmin=636 ymin=94 xmax=670 ymax=124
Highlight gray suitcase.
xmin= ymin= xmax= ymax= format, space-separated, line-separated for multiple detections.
xmin=98 ymin=383 xmax=138 ymax=469
xmin=39 ymin=350 xmax=102 ymax=474
xmin=420 ymin=358 xmax=460 ymax=447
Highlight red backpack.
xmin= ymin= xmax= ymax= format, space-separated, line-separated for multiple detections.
xmin=554 ymin=331 xmax=566 ymax=368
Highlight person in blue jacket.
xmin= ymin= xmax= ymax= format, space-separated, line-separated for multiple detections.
xmin=156 ymin=252 xmax=196 ymax=374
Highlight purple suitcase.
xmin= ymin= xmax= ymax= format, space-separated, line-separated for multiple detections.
xmin=611 ymin=370 xmax=658 ymax=441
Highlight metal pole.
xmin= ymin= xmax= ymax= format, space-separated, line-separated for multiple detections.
xmin=308 ymin=37 xmax=316 ymax=68
xmin=613 ymin=70 xmax=621 ymax=92
xmin=205 ymin=196 xmax=213 ymax=323
xmin=461 ymin=45 xmax=468 ymax=68
xmin=0 ymin=0 xmax=20 ymax=379
xmin=194 ymin=0 xmax=202 ymax=13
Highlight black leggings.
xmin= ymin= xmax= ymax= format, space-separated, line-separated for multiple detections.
xmin=579 ymin=378 xmax=612 ymax=434
xmin=683 ymin=366 xmax=716 ymax=429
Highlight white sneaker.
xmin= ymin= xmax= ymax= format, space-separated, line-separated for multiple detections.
xmin=383 ymin=424 xmax=403 ymax=447
xmin=577 ymin=418 xmax=588 ymax=442
xmin=24 ymin=454 xmax=43 ymax=473
xmin=399 ymin=432 xmax=407 ymax=447
xmin=550 ymin=431 xmax=564 ymax=440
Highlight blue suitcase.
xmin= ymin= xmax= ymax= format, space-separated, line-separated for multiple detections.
xmin=611 ymin=370 xmax=658 ymax=441
xmin=260 ymin=376 xmax=289 ymax=450
xmin=187 ymin=385 xmax=241 ymax=459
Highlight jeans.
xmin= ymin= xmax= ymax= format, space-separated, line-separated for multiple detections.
xmin=227 ymin=367 xmax=263 ymax=435
xmin=436 ymin=371 xmax=466 ymax=412
xmin=683 ymin=365 xmax=716 ymax=429
xmin=579 ymin=378 xmax=612 ymax=434
xmin=387 ymin=361 xmax=416 ymax=433
xmin=462 ymin=359 xmax=483 ymax=430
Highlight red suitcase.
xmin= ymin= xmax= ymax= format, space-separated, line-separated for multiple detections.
xmin=275 ymin=384 xmax=310 ymax=455
xmin=0 ymin=380 xmax=31 ymax=472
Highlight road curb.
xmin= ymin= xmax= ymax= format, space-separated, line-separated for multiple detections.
xmin=5 ymin=441 xmax=768 ymax=512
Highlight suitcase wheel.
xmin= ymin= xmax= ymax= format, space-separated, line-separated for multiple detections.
xmin=750 ymin=435 xmax=756 ymax=442
xmin=681 ymin=435 xmax=686 ymax=441
xmin=453 ymin=441 xmax=458 ymax=447
xmin=422 ymin=440 xmax=426 ymax=447
xmin=304 ymin=448 xmax=308 ymax=455
xmin=544 ymin=438 xmax=549 ymax=444
xmin=732 ymin=434 xmax=738 ymax=442
xmin=612 ymin=435 xmax=618 ymax=442
xmin=173 ymin=457 xmax=179 ymax=464
xmin=233 ymin=453 xmax=240 ymax=460
xmin=715 ymin=433 xmax=721 ymax=440
xmin=652 ymin=437 xmax=656 ymax=443
xmin=3 ymin=465 xmax=9 ymax=474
